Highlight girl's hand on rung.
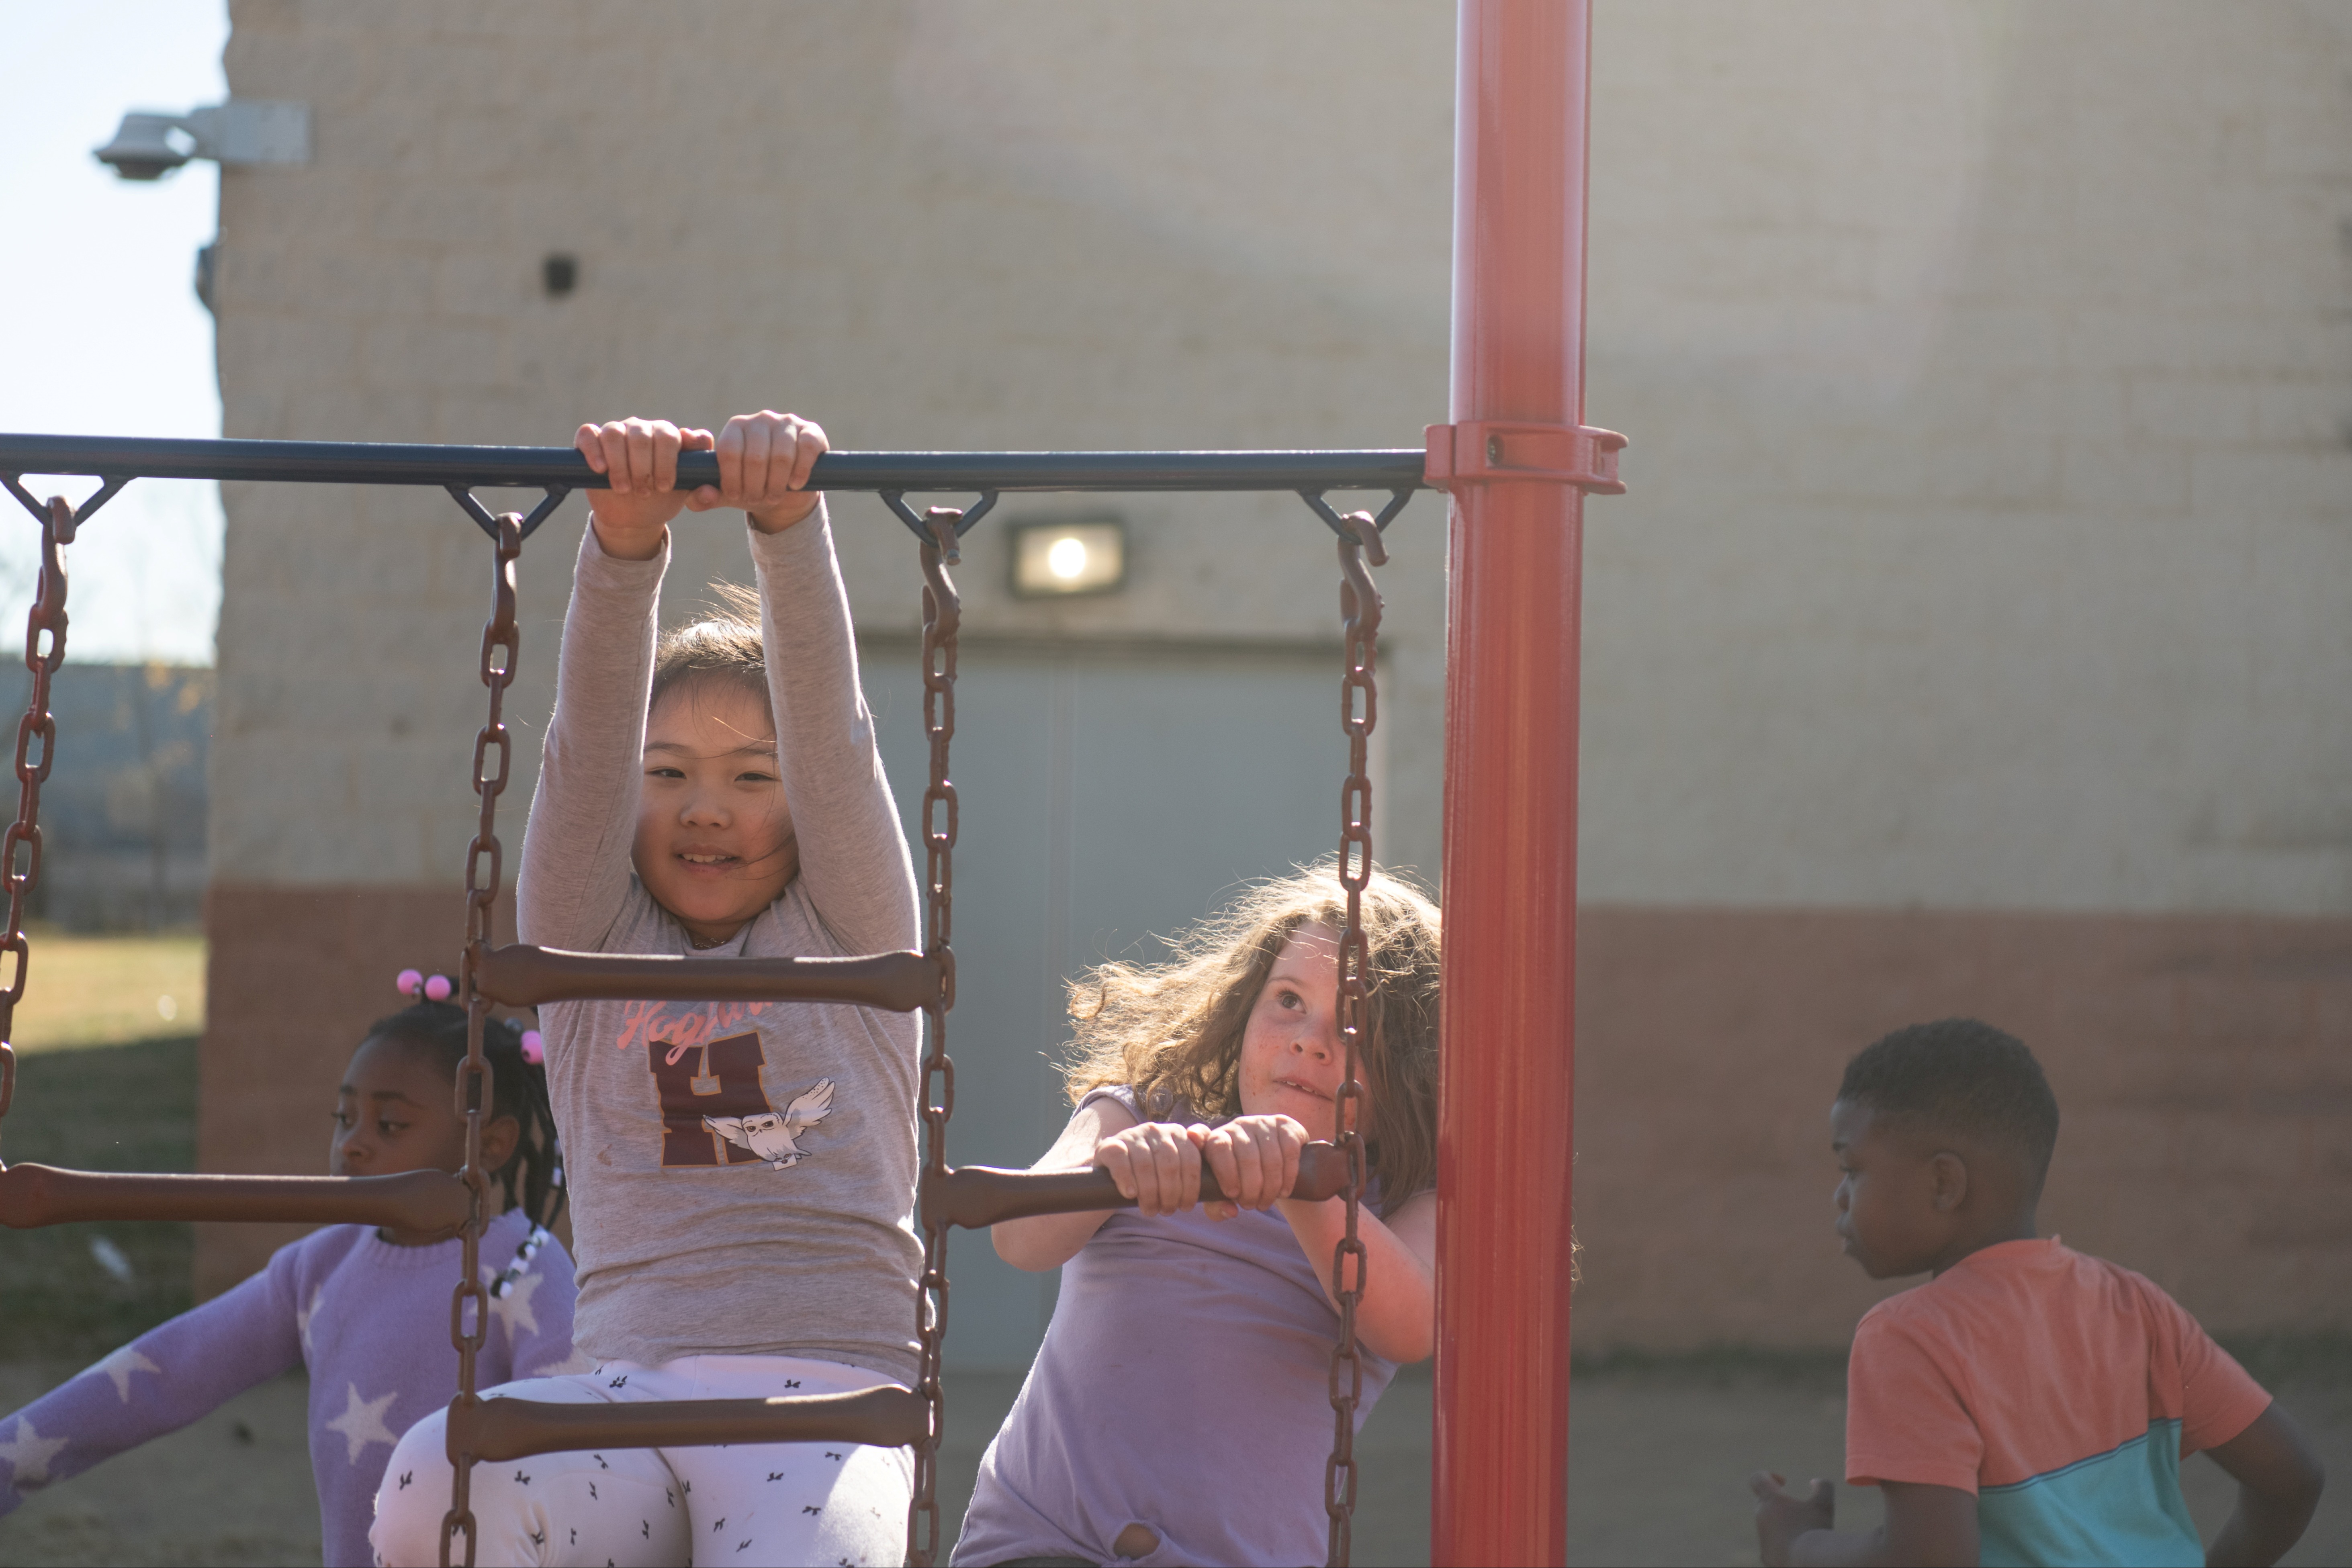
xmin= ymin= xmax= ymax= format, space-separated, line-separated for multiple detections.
xmin=695 ymin=410 xmax=827 ymax=534
xmin=1094 ymin=1121 xmax=1203 ymax=1218
xmin=577 ymin=417 xmax=711 ymax=560
xmin=1196 ymin=1114 xmax=1307 ymax=1220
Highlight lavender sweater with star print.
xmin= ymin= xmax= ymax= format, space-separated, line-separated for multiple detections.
xmin=0 ymin=1208 xmax=578 ymax=1567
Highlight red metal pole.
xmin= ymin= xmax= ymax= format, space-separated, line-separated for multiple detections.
xmin=1432 ymin=3 xmax=1610 ymax=1564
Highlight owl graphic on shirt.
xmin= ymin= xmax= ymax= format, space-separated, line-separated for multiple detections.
xmin=704 ymin=1079 xmax=836 ymax=1169
xmin=645 ymin=1026 xmax=838 ymax=1171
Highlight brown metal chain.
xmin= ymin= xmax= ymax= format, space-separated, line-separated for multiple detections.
xmin=908 ymin=508 xmax=963 ymax=1567
xmin=1326 ymin=510 xmax=1386 ymax=1567
xmin=0 ymin=498 xmax=74 ymax=1135
xmin=440 ymin=511 xmax=522 ymax=1568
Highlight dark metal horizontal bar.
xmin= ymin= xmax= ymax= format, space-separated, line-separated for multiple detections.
xmin=0 ymin=433 xmax=1434 ymax=495
xmin=921 ymin=1141 xmax=1351 ymax=1231
xmin=0 ymin=1165 xmax=470 ymax=1230
xmin=449 ymin=1386 xmax=928 ymax=1462
xmin=476 ymin=944 xmax=940 ymax=1012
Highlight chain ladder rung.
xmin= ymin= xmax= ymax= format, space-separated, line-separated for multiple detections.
xmin=0 ymin=1165 xmax=470 ymax=1230
xmin=920 ymin=1145 xmax=1350 ymax=1232
xmin=446 ymin=1386 xmax=929 ymax=1463
xmin=472 ymin=943 xmax=939 ymax=1011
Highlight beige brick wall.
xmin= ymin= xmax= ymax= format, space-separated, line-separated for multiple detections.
xmin=211 ymin=1 xmax=2352 ymax=915
xmin=211 ymin=0 xmax=1456 ymax=892
xmin=200 ymin=2 xmax=2352 ymax=1341
xmin=1580 ymin=0 xmax=2352 ymax=912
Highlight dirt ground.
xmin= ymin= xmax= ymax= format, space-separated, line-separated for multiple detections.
xmin=5 ymin=1356 xmax=2348 ymax=1566
xmin=12 ymin=994 xmax=2346 ymax=1564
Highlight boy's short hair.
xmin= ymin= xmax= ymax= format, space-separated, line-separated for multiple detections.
xmin=1838 ymin=1018 xmax=2060 ymax=1187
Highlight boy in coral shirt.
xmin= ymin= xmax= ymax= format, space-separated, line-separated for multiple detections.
xmin=1752 ymin=1019 xmax=2323 ymax=1566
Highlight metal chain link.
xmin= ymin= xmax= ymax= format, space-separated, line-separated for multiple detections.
xmin=908 ymin=509 xmax=963 ymax=1568
xmin=1326 ymin=510 xmax=1386 ymax=1568
xmin=440 ymin=511 xmax=522 ymax=1568
xmin=0 ymin=498 xmax=73 ymax=1132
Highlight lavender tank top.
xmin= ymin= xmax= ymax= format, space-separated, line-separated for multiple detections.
xmin=951 ymin=1088 xmax=1401 ymax=1568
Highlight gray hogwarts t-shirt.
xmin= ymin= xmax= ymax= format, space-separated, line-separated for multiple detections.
xmin=516 ymin=509 xmax=922 ymax=1381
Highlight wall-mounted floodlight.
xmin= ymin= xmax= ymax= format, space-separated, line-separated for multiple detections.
xmin=1009 ymin=517 xmax=1128 ymax=598
xmin=94 ymin=101 xmax=311 ymax=181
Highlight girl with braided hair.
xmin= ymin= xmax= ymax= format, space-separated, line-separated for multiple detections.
xmin=0 ymin=979 xmax=580 ymax=1568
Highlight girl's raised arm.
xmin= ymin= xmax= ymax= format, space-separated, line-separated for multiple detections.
xmin=750 ymin=519 xmax=917 ymax=956
xmin=727 ymin=413 xmax=920 ymax=958
xmin=515 ymin=518 xmax=667 ymax=952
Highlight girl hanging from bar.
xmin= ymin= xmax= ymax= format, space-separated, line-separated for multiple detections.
xmin=953 ymin=865 xmax=1442 ymax=1568
xmin=371 ymin=413 xmax=924 ymax=1568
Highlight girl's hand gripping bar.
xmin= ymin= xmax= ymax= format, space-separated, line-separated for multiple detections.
xmin=920 ymin=1141 xmax=1352 ymax=1231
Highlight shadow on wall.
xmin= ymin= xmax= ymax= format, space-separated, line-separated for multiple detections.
xmin=0 ymin=663 xmax=211 ymax=931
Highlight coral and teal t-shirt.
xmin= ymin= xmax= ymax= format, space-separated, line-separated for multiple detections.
xmin=1845 ymin=1237 xmax=2270 ymax=1567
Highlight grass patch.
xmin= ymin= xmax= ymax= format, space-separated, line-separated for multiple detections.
xmin=13 ymin=928 xmax=205 ymax=1053
xmin=0 ymin=1035 xmax=198 ymax=1361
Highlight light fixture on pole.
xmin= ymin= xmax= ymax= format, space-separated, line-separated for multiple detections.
xmin=94 ymin=101 xmax=311 ymax=181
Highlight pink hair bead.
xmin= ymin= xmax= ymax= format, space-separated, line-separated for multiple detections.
xmin=423 ymin=974 xmax=454 ymax=1002
xmin=396 ymin=967 xmax=423 ymax=997
xmin=521 ymin=1029 xmax=545 ymax=1065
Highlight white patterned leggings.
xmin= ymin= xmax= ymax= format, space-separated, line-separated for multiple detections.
xmin=370 ymin=1355 xmax=912 ymax=1568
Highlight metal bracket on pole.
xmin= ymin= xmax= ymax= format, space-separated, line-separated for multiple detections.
xmin=1421 ymin=421 xmax=1627 ymax=494
xmin=881 ymin=490 xmax=998 ymax=555
xmin=1297 ymin=487 xmax=1415 ymax=540
xmin=1 ymin=473 xmax=131 ymax=532
xmin=445 ymin=484 xmax=571 ymax=543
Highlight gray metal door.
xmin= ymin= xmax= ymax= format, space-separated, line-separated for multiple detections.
xmin=861 ymin=637 xmax=1342 ymax=1370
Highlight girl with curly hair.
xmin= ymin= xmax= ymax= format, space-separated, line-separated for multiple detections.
xmin=953 ymin=865 xmax=1442 ymax=1568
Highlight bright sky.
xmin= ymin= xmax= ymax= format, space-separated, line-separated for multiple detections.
xmin=0 ymin=0 xmax=229 ymax=666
